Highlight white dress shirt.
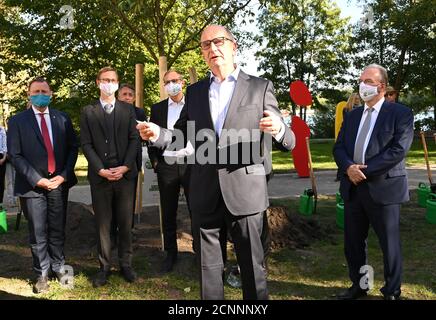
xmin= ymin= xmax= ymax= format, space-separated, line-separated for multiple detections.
xmin=167 ymin=96 xmax=185 ymax=130
xmin=356 ymin=97 xmax=385 ymax=164
xmin=100 ymin=98 xmax=116 ymax=114
xmin=163 ymin=96 xmax=194 ymax=158
xmin=0 ymin=126 xmax=7 ymax=154
xmin=209 ymin=67 xmax=240 ymax=137
xmin=32 ymin=106 xmax=53 ymax=145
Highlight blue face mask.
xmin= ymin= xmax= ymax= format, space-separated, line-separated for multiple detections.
xmin=30 ymin=94 xmax=51 ymax=107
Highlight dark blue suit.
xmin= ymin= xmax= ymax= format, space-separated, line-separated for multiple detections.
xmin=333 ymin=100 xmax=413 ymax=296
xmin=7 ymin=108 xmax=79 ymax=276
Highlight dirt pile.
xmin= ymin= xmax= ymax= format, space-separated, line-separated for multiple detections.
xmin=65 ymin=201 xmax=97 ymax=253
xmin=267 ymin=206 xmax=335 ymax=251
xmin=63 ymin=201 xmax=334 ymax=255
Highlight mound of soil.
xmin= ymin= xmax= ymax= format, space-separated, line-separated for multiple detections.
xmin=267 ymin=206 xmax=336 ymax=251
xmin=64 ymin=201 xmax=334 ymax=256
xmin=65 ymin=201 xmax=97 ymax=253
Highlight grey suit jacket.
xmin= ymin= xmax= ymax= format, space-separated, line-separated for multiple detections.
xmin=153 ymin=70 xmax=295 ymax=215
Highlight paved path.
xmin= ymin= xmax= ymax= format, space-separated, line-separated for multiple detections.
xmin=66 ymin=168 xmax=430 ymax=206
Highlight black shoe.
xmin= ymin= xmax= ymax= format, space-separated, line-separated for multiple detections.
xmin=93 ymin=270 xmax=111 ymax=288
xmin=33 ymin=275 xmax=49 ymax=294
xmin=120 ymin=267 xmax=137 ymax=283
xmin=160 ymin=251 xmax=177 ymax=273
xmin=336 ymin=286 xmax=368 ymax=300
xmin=384 ymin=294 xmax=401 ymax=300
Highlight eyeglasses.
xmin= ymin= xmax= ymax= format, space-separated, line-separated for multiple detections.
xmin=200 ymin=37 xmax=234 ymax=50
xmin=163 ymin=79 xmax=181 ymax=85
xmin=99 ymin=78 xmax=118 ymax=84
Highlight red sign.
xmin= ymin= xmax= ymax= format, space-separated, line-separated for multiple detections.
xmin=289 ymin=80 xmax=312 ymax=107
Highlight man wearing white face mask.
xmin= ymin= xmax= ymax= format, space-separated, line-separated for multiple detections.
xmin=148 ymin=69 xmax=194 ymax=273
xmin=80 ymin=67 xmax=139 ymax=287
xmin=333 ymin=64 xmax=414 ymax=300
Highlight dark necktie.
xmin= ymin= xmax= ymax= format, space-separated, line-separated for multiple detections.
xmin=353 ymin=108 xmax=374 ymax=164
xmin=39 ymin=113 xmax=56 ymax=174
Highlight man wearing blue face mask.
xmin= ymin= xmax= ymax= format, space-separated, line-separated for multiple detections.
xmin=333 ymin=64 xmax=414 ymax=300
xmin=7 ymin=77 xmax=79 ymax=294
xmin=148 ymin=69 xmax=194 ymax=273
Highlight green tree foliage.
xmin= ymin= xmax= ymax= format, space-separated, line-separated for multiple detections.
xmin=0 ymin=0 xmax=252 ymax=130
xmin=351 ymin=0 xmax=436 ymax=125
xmin=113 ymin=0 xmax=252 ymax=66
xmin=255 ymin=0 xmax=352 ymax=115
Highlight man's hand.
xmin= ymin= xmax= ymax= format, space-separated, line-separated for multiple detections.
xmin=136 ymin=121 xmax=160 ymax=141
xmin=108 ymin=166 xmax=129 ymax=180
xmin=346 ymin=164 xmax=368 ymax=185
xmin=98 ymin=169 xmax=120 ymax=181
xmin=36 ymin=178 xmax=52 ymax=190
xmin=47 ymin=175 xmax=65 ymax=190
xmin=259 ymin=110 xmax=282 ymax=136
xmin=0 ymin=157 xmax=6 ymax=165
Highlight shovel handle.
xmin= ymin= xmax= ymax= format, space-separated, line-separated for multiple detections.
xmin=305 ymin=137 xmax=317 ymax=199
xmin=420 ymin=132 xmax=433 ymax=185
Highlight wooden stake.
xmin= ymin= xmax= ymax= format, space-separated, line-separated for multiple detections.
xmin=420 ymin=131 xmax=433 ymax=185
xmin=306 ymin=136 xmax=317 ymax=213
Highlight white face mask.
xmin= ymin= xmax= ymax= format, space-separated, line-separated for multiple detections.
xmin=165 ymin=82 xmax=182 ymax=97
xmin=359 ymin=82 xmax=379 ymax=102
xmin=99 ymin=82 xmax=119 ymax=96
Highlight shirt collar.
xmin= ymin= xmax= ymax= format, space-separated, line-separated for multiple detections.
xmin=32 ymin=105 xmax=50 ymax=115
xmin=364 ymin=97 xmax=385 ymax=114
xmin=209 ymin=66 xmax=240 ymax=84
xmin=168 ymin=96 xmax=185 ymax=107
xmin=100 ymin=98 xmax=116 ymax=109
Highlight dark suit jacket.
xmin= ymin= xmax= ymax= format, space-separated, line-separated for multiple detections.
xmin=148 ymin=98 xmax=172 ymax=168
xmin=153 ymin=70 xmax=295 ymax=215
xmin=7 ymin=108 xmax=79 ymax=197
xmin=80 ymin=100 xmax=139 ymax=184
xmin=333 ymin=101 xmax=414 ymax=205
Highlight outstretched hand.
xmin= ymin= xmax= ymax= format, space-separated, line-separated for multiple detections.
xmin=136 ymin=121 xmax=160 ymax=141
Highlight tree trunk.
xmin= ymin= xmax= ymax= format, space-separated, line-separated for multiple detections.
xmin=188 ymin=67 xmax=198 ymax=84
xmin=135 ymin=64 xmax=144 ymax=108
xmin=159 ymin=56 xmax=168 ymax=100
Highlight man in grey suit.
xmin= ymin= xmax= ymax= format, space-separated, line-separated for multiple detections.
xmin=137 ymin=25 xmax=295 ymax=300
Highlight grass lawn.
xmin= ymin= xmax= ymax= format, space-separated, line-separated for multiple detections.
xmin=271 ymin=137 xmax=436 ymax=174
xmin=0 ymin=191 xmax=434 ymax=300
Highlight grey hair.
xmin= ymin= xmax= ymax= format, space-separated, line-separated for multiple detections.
xmin=363 ymin=64 xmax=388 ymax=85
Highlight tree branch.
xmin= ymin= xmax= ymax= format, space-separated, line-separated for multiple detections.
xmin=109 ymin=0 xmax=158 ymax=62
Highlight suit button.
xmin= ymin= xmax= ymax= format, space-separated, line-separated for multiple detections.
xmin=105 ymin=140 xmax=108 ymax=144
xmin=104 ymin=153 xmax=107 ymax=157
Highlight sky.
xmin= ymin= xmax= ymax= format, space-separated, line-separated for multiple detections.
xmin=238 ymin=0 xmax=361 ymax=76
